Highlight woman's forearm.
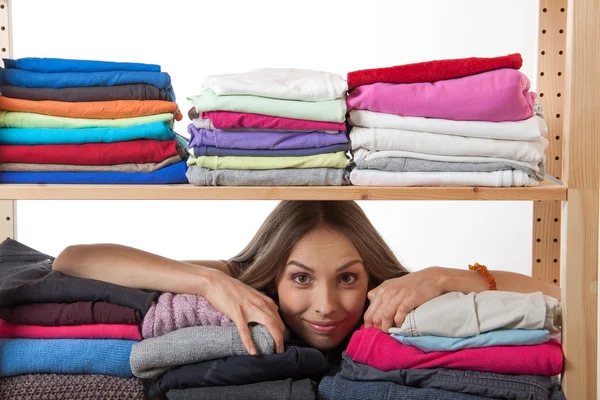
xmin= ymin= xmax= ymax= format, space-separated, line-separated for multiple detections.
xmin=439 ymin=267 xmax=561 ymax=300
xmin=52 ymin=243 xmax=225 ymax=296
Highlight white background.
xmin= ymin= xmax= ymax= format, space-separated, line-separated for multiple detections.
xmin=12 ymin=0 xmax=539 ymax=274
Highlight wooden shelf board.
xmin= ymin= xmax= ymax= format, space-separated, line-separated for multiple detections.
xmin=0 ymin=180 xmax=567 ymax=201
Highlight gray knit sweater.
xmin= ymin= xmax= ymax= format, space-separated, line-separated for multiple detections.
xmin=130 ymin=324 xmax=274 ymax=379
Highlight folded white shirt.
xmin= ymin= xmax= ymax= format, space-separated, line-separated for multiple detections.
xmin=349 ymin=169 xmax=539 ymax=187
xmin=388 ymin=291 xmax=561 ymax=337
xmin=348 ymin=110 xmax=547 ymax=140
xmin=202 ymin=68 xmax=348 ymax=102
xmin=350 ymin=127 xmax=548 ymax=165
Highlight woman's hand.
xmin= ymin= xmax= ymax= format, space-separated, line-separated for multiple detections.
xmin=202 ymin=269 xmax=286 ymax=355
xmin=364 ymin=267 xmax=447 ymax=333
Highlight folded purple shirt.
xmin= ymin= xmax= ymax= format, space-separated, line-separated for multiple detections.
xmin=191 ymin=143 xmax=349 ymax=157
xmin=187 ymin=124 xmax=348 ymax=150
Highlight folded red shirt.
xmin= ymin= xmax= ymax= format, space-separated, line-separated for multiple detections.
xmin=347 ymin=53 xmax=523 ymax=90
xmin=0 ymin=139 xmax=182 ymax=165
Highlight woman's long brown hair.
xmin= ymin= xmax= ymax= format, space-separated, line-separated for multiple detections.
xmin=227 ymin=201 xmax=409 ymax=290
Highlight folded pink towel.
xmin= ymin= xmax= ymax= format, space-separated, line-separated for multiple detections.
xmin=347 ymin=68 xmax=536 ymax=122
xmin=346 ymin=327 xmax=562 ymax=376
xmin=0 ymin=319 xmax=141 ymax=340
xmin=142 ymin=293 xmax=234 ymax=338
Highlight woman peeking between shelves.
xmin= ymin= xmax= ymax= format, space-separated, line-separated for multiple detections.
xmin=52 ymin=201 xmax=560 ymax=356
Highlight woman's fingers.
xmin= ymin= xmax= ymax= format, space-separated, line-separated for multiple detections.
xmin=232 ymin=313 xmax=257 ymax=355
xmin=363 ymin=294 xmax=379 ymax=328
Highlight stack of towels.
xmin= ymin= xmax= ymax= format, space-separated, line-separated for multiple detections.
xmin=0 ymin=57 xmax=188 ymax=184
xmin=319 ymin=291 xmax=565 ymax=400
xmin=346 ymin=54 xmax=549 ymax=187
xmin=0 ymin=238 xmax=159 ymax=399
xmin=133 ymin=292 xmax=327 ymax=399
xmin=185 ymin=68 xmax=350 ymax=186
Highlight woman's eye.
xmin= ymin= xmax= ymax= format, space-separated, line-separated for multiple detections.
xmin=292 ymin=274 xmax=311 ymax=284
xmin=340 ymin=274 xmax=356 ymax=284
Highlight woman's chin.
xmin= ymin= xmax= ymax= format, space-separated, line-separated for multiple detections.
xmin=300 ymin=333 xmax=345 ymax=350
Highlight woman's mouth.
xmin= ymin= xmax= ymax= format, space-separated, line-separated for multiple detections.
xmin=304 ymin=319 xmax=345 ymax=334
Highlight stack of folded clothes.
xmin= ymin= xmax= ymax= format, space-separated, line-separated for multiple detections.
xmin=132 ymin=292 xmax=327 ymax=399
xmin=185 ymin=68 xmax=350 ymax=186
xmin=346 ymin=54 xmax=549 ymax=187
xmin=0 ymin=57 xmax=188 ymax=184
xmin=320 ymin=291 xmax=565 ymax=399
xmin=0 ymin=238 xmax=160 ymax=399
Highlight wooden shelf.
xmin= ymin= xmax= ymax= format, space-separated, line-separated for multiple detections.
xmin=0 ymin=180 xmax=567 ymax=201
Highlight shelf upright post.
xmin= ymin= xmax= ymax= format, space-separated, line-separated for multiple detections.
xmin=0 ymin=0 xmax=14 ymax=241
xmin=560 ymin=0 xmax=599 ymax=397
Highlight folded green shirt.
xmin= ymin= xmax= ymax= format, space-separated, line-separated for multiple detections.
xmin=187 ymin=90 xmax=346 ymax=123
xmin=187 ymin=151 xmax=348 ymax=170
xmin=0 ymin=111 xmax=174 ymax=129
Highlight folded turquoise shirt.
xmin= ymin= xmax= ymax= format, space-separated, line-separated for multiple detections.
xmin=0 ymin=121 xmax=175 ymax=145
xmin=392 ymin=329 xmax=550 ymax=353
xmin=0 ymin=111 xmax=173 ymax=129
xmin=0 ymin=338 xmax=135 ymax=377
xmin=3 ymin=57 xmax=161 ymax=73
xmin=188 ymin=90 xmax=346 ymax=123
xmin=0 ymin=68 xmax=175 ymax=101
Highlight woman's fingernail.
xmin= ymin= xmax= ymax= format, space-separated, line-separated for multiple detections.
xmin=250 ymin=347 xmax=257 ymax=355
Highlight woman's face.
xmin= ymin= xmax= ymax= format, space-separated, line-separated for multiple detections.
xmin=275 ymin=226 xmax=369 ymax=350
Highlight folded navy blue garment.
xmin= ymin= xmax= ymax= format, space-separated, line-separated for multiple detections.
xmin=0 ymin=69 xmax=175 ymax=101
xmin=149 ymin=346 xmax=329 ymax=399
xmin=339 ymin=355 xmax=561 ymax=400
xmin=3 ymin=57 xmax=161 ymax=73
xmin=0 ymin=160 xmax=187 ymax=184
xmin=191 ymin=143 xmax=349 ymax=157
xmin=319 ymin=375 xmax=491 ymax=400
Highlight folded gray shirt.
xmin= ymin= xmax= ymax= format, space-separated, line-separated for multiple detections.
xmin=130 ymin=325 xmax=274 ymax=379
xmin=352 ymin=157 xmax=544 ymax=181
xmin=186 ymin=166 xmax=349 ymax=186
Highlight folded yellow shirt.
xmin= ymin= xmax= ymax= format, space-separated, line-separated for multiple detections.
xmin=186 ymin=151 xmax=348 ymax=170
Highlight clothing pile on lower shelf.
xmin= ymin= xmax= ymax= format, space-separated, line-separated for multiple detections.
xmin=0 ymin=57 xmax=188 ymax=184
xmin=346 ymin=54 xmax=549 ymax=187
xmin=319 ymin=291 xmax=565 ymax=400
xmin=134 ymin=292 xmax=327 ymax=399
xmin=0 ymin=238 xmax=159 ymax=399
xmin=185 ymin=68 xmax=350 ymax=186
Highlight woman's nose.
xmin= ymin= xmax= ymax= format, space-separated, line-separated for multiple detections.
xmin=314 ymin=285 xmax=338 ymax=317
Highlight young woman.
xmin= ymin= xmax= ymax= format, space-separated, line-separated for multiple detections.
xmin=52 ymin=201 xmax=560 ymax=356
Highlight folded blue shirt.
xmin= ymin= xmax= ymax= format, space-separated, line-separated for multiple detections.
xmin=191 ymin=143 xmax=349 ymax=157
xmin=0 ymin=68 xmax=175 ymax=101
xmin=0 ymin=160 xmax=188 ymax=184
xmin=3 ymin=57 xmax=161 ymax=73
xmin=0 ymin=121 xmax=175 ymax=145
xmin=392 ymin=329 xmax=550 ymax=353
xmin=0 ymin=338 xmax=135 ymax=377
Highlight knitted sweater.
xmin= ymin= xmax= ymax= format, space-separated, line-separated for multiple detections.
xmin=130 ymin=324 xmax=274 ymax=379
xmin=0 ymin=374 xmax=145 ymax=400
xmin=142 ymin=293 xmax=233 ymax=338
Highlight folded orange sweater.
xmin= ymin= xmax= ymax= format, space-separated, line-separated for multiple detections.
xmin=0 ymin=96 xmax=183 ymax=121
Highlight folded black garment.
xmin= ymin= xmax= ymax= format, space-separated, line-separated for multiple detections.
xmin=0 ymin=83 xmax=171 ymax=102
xmin=166 ymin=378 xmax=316 ymax=400
xmin=338 ymin=355 xmax=565 ymax=400
xmin=0 ymin=239 xmax=159 ymax=315
xmin=149 ymin=346 xmax=329 ymax=399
